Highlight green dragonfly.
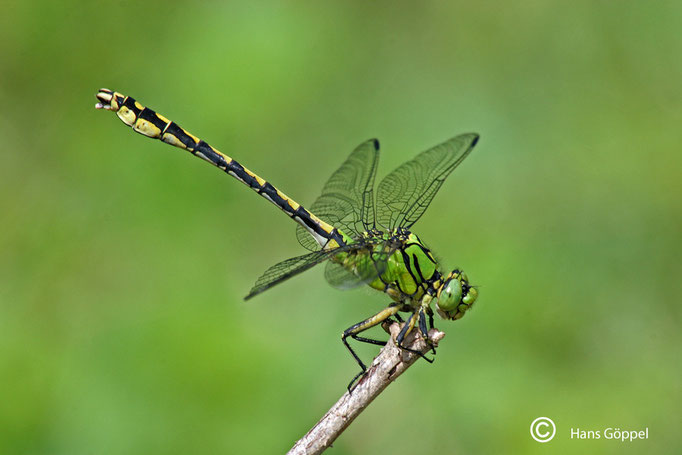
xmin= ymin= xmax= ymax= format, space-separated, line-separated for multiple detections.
xmin=95 ymin=88 xmax=479 ymax=390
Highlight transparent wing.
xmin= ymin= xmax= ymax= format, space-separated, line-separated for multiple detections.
xmin=323 ymin=242 xmax=393 ymax=290
xmin=376 ymin=133 xmax=479 ymax=230
xmin=245 ymin=245 xmax=355 ymax=300
xmin=297 ymin=139 xmax=380 ymax=251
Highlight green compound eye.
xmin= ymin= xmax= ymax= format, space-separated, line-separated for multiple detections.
xmin=437 ymin=278 xmax=463 ymax=312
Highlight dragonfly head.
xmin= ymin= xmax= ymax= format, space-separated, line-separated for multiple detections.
xmin=435 ymin=269 xmax=478 ymax=320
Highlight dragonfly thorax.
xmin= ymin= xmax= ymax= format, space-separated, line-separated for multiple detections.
xmin=352 ymin=229 xmax=477 ymax=321
xmin=358 ymin=230 xmax=440 ymax=300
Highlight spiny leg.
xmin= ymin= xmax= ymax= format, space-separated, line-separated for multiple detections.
xmin=418 ymin=307 xmax=429 ymax=337
xmin=395 ymin=310 xmax=434 ymax=363
xmin=418 ymin=306 xmax=437 ymax=356
xmin=342 ymin=304 xmax=401 ymax=392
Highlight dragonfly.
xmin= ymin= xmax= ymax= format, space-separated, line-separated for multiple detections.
xmin=95 ymin=88 xmax=480 ymax=390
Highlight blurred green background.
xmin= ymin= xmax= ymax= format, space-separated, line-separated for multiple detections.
xmin=1 ymin=1 xmax=681 ymax=454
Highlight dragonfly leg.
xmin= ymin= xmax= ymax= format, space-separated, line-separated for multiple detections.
xmin=342 ymin=304 xmax=402 ymax=392
xmin=418 ymin=306 xmax=437 ymax=355
xmin=396 ymin=311 xmax=434 ymax=363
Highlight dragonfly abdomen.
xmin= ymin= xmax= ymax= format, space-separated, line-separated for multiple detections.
xmin=95 ymin=89 xmax=345 ymax=250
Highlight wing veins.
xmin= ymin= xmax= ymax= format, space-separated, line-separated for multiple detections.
xmin=376 ymin=133 xmax=479 ymax=230
xmin=296 ymin=139 xmax=379 ymax=251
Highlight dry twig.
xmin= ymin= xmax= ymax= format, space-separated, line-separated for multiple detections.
xmin=287 ymin=322 xmax=445 ymax=455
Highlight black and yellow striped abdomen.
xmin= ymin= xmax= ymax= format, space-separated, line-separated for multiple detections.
xmin=95 ymin=88 xmax=346 ymax=250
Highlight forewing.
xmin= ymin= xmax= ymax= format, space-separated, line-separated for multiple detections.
xmin=296 ymin=139 xmax=380 ymax=251
xmin=376 ymin=133 xmax=479 ymax=230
